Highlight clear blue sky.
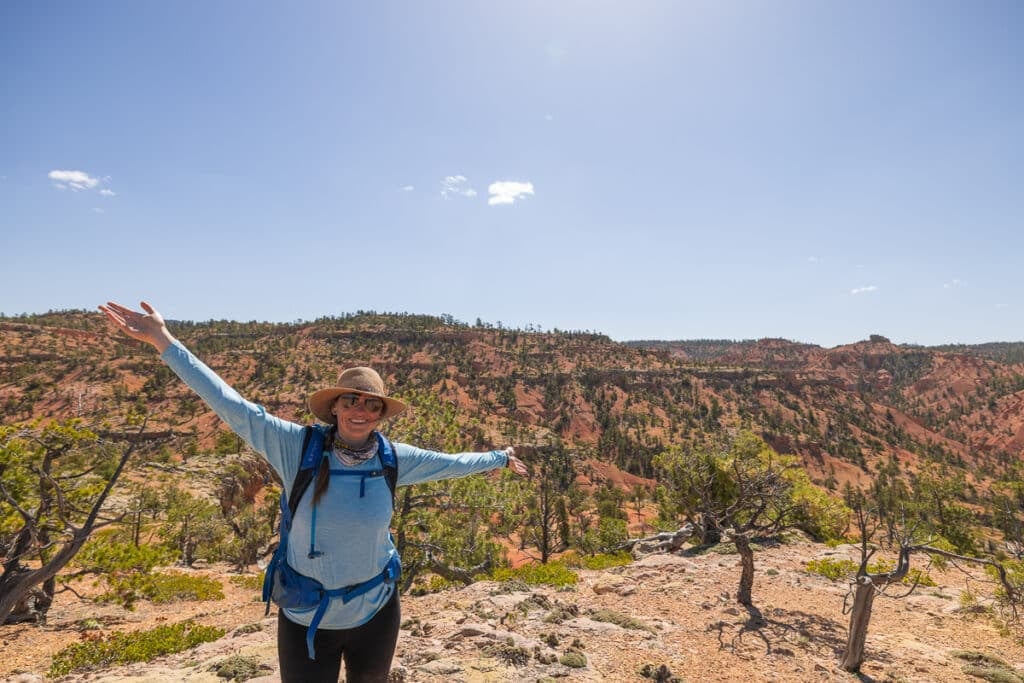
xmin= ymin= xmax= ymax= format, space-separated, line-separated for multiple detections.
xmin=2 ymin=1 xmax=1021 ymax=347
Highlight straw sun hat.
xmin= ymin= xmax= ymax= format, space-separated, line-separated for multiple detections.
xmin=307 ymin=367 xmax=408 ymax=424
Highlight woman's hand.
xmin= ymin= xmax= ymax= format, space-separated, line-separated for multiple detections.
xmin=503 ymin=447 xmax=528 ymax=476
xmin=99 ymin=301 xmax=175 ymax=353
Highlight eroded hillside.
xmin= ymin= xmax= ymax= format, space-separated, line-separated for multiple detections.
xmin=3 ymin=313 xmax=1024 ymax=496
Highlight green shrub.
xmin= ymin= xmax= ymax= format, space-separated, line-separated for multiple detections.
xmin=427 ymin=575 xmax=459 ymax=592
xmin=211 ymin=654 xmax=266 ymax=681
xmin=561 ymin=550 xmax=632 ymax=570
xmin=959 ymin=665 xmax=1024 ymax=683
xmin=582 ymin=551 xmax=633 ymax=570
xmin=490 ymin=561 xmax=579 ymax=588
xmin=482 ymin=643 xmax=531 ymax=667
xmin=74 ymin=537 xmax=176 ymax=574
xmin=804 ymin=557 xmax=936 ymax=587
xmin=805 ymin=557 xmax=858 ymax=581
xmin=904 ymin=568 xmax=937 ymax=587
xmin=543 ymin=603 xmax=579 ymax=624
xmin=229 ymin=573 xmax=264 ymax=591
xmin=100 ymin=571 xmax=225 ymax=607
xmin=590 ymin=608 xmax=656 ymax=633
xmin=951 ymin=650 xmax=1012 ymax=668
xmin=868 ymin=558 xmax=937 ymax=587
xmin=49 ymin=621 xmax=226 ymax=677
xmin=640 ymin=663 xmax=682 ymax=681
xmin=560 ymin=651 xmax=587 ymax=668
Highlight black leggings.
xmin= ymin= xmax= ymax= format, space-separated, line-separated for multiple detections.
xmin=277 ymin=590 xmax=400 ymax=683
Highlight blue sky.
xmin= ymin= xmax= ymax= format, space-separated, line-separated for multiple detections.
xmin=2 ymin=1 xmax=1021 ymax=347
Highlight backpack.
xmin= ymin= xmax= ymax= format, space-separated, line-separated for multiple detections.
xmin=261 ymin=424 xmax=401 ymax=659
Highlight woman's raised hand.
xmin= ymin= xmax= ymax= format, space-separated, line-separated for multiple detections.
xmin=504 ymin=447 xmax=528 ymax=476
xmin=99 ymin=301 xmax=175 ymax=353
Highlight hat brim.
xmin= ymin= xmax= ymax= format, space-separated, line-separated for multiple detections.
xmin=308 ymin=387 xmax=408 ymax=424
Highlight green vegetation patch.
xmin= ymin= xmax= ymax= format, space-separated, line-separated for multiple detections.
xmin=561 ymin=550 xmax=633 ymax=570
xmin=49 ymin=621 xmax=226 ymax=678
xmin=951 ymin=650 xmax=1012 ymax=669
xmin=804 ymin=557 xmax=936 ymax=586
xmin=560 ymin=651 xmax=588 ymax=668
xmin=805 ymin=557 xmax=859 ymax=581
xmin=582 ymin=551 xmax=634 ymax=570
xmin=960 ymin=665 xmax=1024 ymax=683
xmin=590 ymin=608 xmax=656 ymax=633
xmin=640 ymin=663 xmax=683 ymax=682
xmin=211 ymin=654 xmax=267 ymax=681
xmin=490 ymin=560 xmax=579 ymax=588
xmin=229 ymin=573 xmax=264 ymax=591
xmin=543 ymin=603 xmax=580 ymax=624
xmin=481 ymin=642 xmax=531 ymax=667
xmin=100 ymin=571 xmax=225 ymax=607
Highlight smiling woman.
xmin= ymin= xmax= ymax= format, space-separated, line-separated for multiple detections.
xmin=97 ymin=300 xmax=528 ymax=683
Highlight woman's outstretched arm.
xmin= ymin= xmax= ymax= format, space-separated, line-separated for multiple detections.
xmin=98 ymin=299 xmax=304 ymax=483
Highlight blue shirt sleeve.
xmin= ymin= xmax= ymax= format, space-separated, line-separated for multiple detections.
xmin=160 ymin=340 xmax=306 ymax=485
xmin=392 ymin=442 xmax=508 ymax=487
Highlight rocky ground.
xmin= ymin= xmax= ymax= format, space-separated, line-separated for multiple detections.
xmin=4 ymin=539 xmax=1024 ymax=682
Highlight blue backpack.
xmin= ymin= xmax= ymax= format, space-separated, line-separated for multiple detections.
xmin=261 ymin=424 xmax=401 ymax=659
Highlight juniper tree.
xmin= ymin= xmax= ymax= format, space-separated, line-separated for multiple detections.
xmin=388 ymin=390 xmax=514 ymax=590
xmin=840 ymin=488 xmax=1021 ymax=673
xmin=654 ymin=431 xmax=848 ymax=606
xmin=0 ymin=421 xmax=141 ymax=624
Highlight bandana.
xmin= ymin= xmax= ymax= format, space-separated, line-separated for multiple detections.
xmin=333 ymin=435 xmax=378 ymax=467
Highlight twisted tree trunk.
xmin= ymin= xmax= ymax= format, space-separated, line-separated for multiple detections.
xmin=734 ymin=534 xmax=755 ymax=606
xmin=840 ymin=547 xmax=909 ymax=673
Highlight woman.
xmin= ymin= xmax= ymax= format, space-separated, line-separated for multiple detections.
xmin=99 ymin=301 xmax=527 ymax=683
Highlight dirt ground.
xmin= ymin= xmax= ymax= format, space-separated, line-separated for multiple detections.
xmin=4 ymin=539 xmax=1024 ymax=682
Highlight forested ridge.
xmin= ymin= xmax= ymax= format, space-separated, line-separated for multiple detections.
xmin=4 ymin=311 xmax=1024 ymax=488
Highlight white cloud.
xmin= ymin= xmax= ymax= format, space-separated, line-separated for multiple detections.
xmin=807 ymin=256 xmax=818 ymax=263
xmin=440 ymin=175 xmax=477 ymax=199
xmin=48 ymin=169 xmax=100 ymax=191
xmin=488 ymin=180 xmax=534 ymax=206
xmin=99 ymin=188 xmax=116 ymax=197
xmin=401 ymin=185 xmax=414 ymax=192
xmin=92 ymin=207 xmax=104 ymax=214
xmin=851 ymin=286 xmax=878 ymax=295
xmin=943 ymin=278 xmax=965 ymax=289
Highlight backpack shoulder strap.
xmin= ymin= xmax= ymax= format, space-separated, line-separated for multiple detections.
xmin=375 ymin=432 xmax=398 ymax=506
xmin=288 ymin=424 xmax=331 ymax=519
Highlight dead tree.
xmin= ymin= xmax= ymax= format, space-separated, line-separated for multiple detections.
xmin=617 ymin=525 xmax=695 ymax=558
xmin=0 ymin=422 xmax=142 ymax=624
xmin=840 ymin=503 xmax=1021 ymax=673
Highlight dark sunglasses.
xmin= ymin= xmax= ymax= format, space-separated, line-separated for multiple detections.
xmin=336 ymin=393 xmax=385 ymax=414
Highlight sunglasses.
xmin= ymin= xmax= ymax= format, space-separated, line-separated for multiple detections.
xmin=335 ymin=393 xmax=385 ymax=414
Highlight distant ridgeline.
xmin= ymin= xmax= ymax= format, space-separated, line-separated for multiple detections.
xmin=3 ymin=309 xmax=1024 ymax=488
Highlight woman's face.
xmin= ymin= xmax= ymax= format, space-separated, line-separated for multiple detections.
xmin=332 ymin=393 xmax=384 ymax=445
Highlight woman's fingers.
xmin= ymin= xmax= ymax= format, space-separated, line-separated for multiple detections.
xmin=100 ymin=300 xmax=174 ymax=352
xmin=104 ymin=301 xmax=133 ymax=315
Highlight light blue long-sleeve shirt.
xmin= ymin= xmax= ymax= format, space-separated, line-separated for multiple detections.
xmin=161 ymin=340 xmax=508 ymax=629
